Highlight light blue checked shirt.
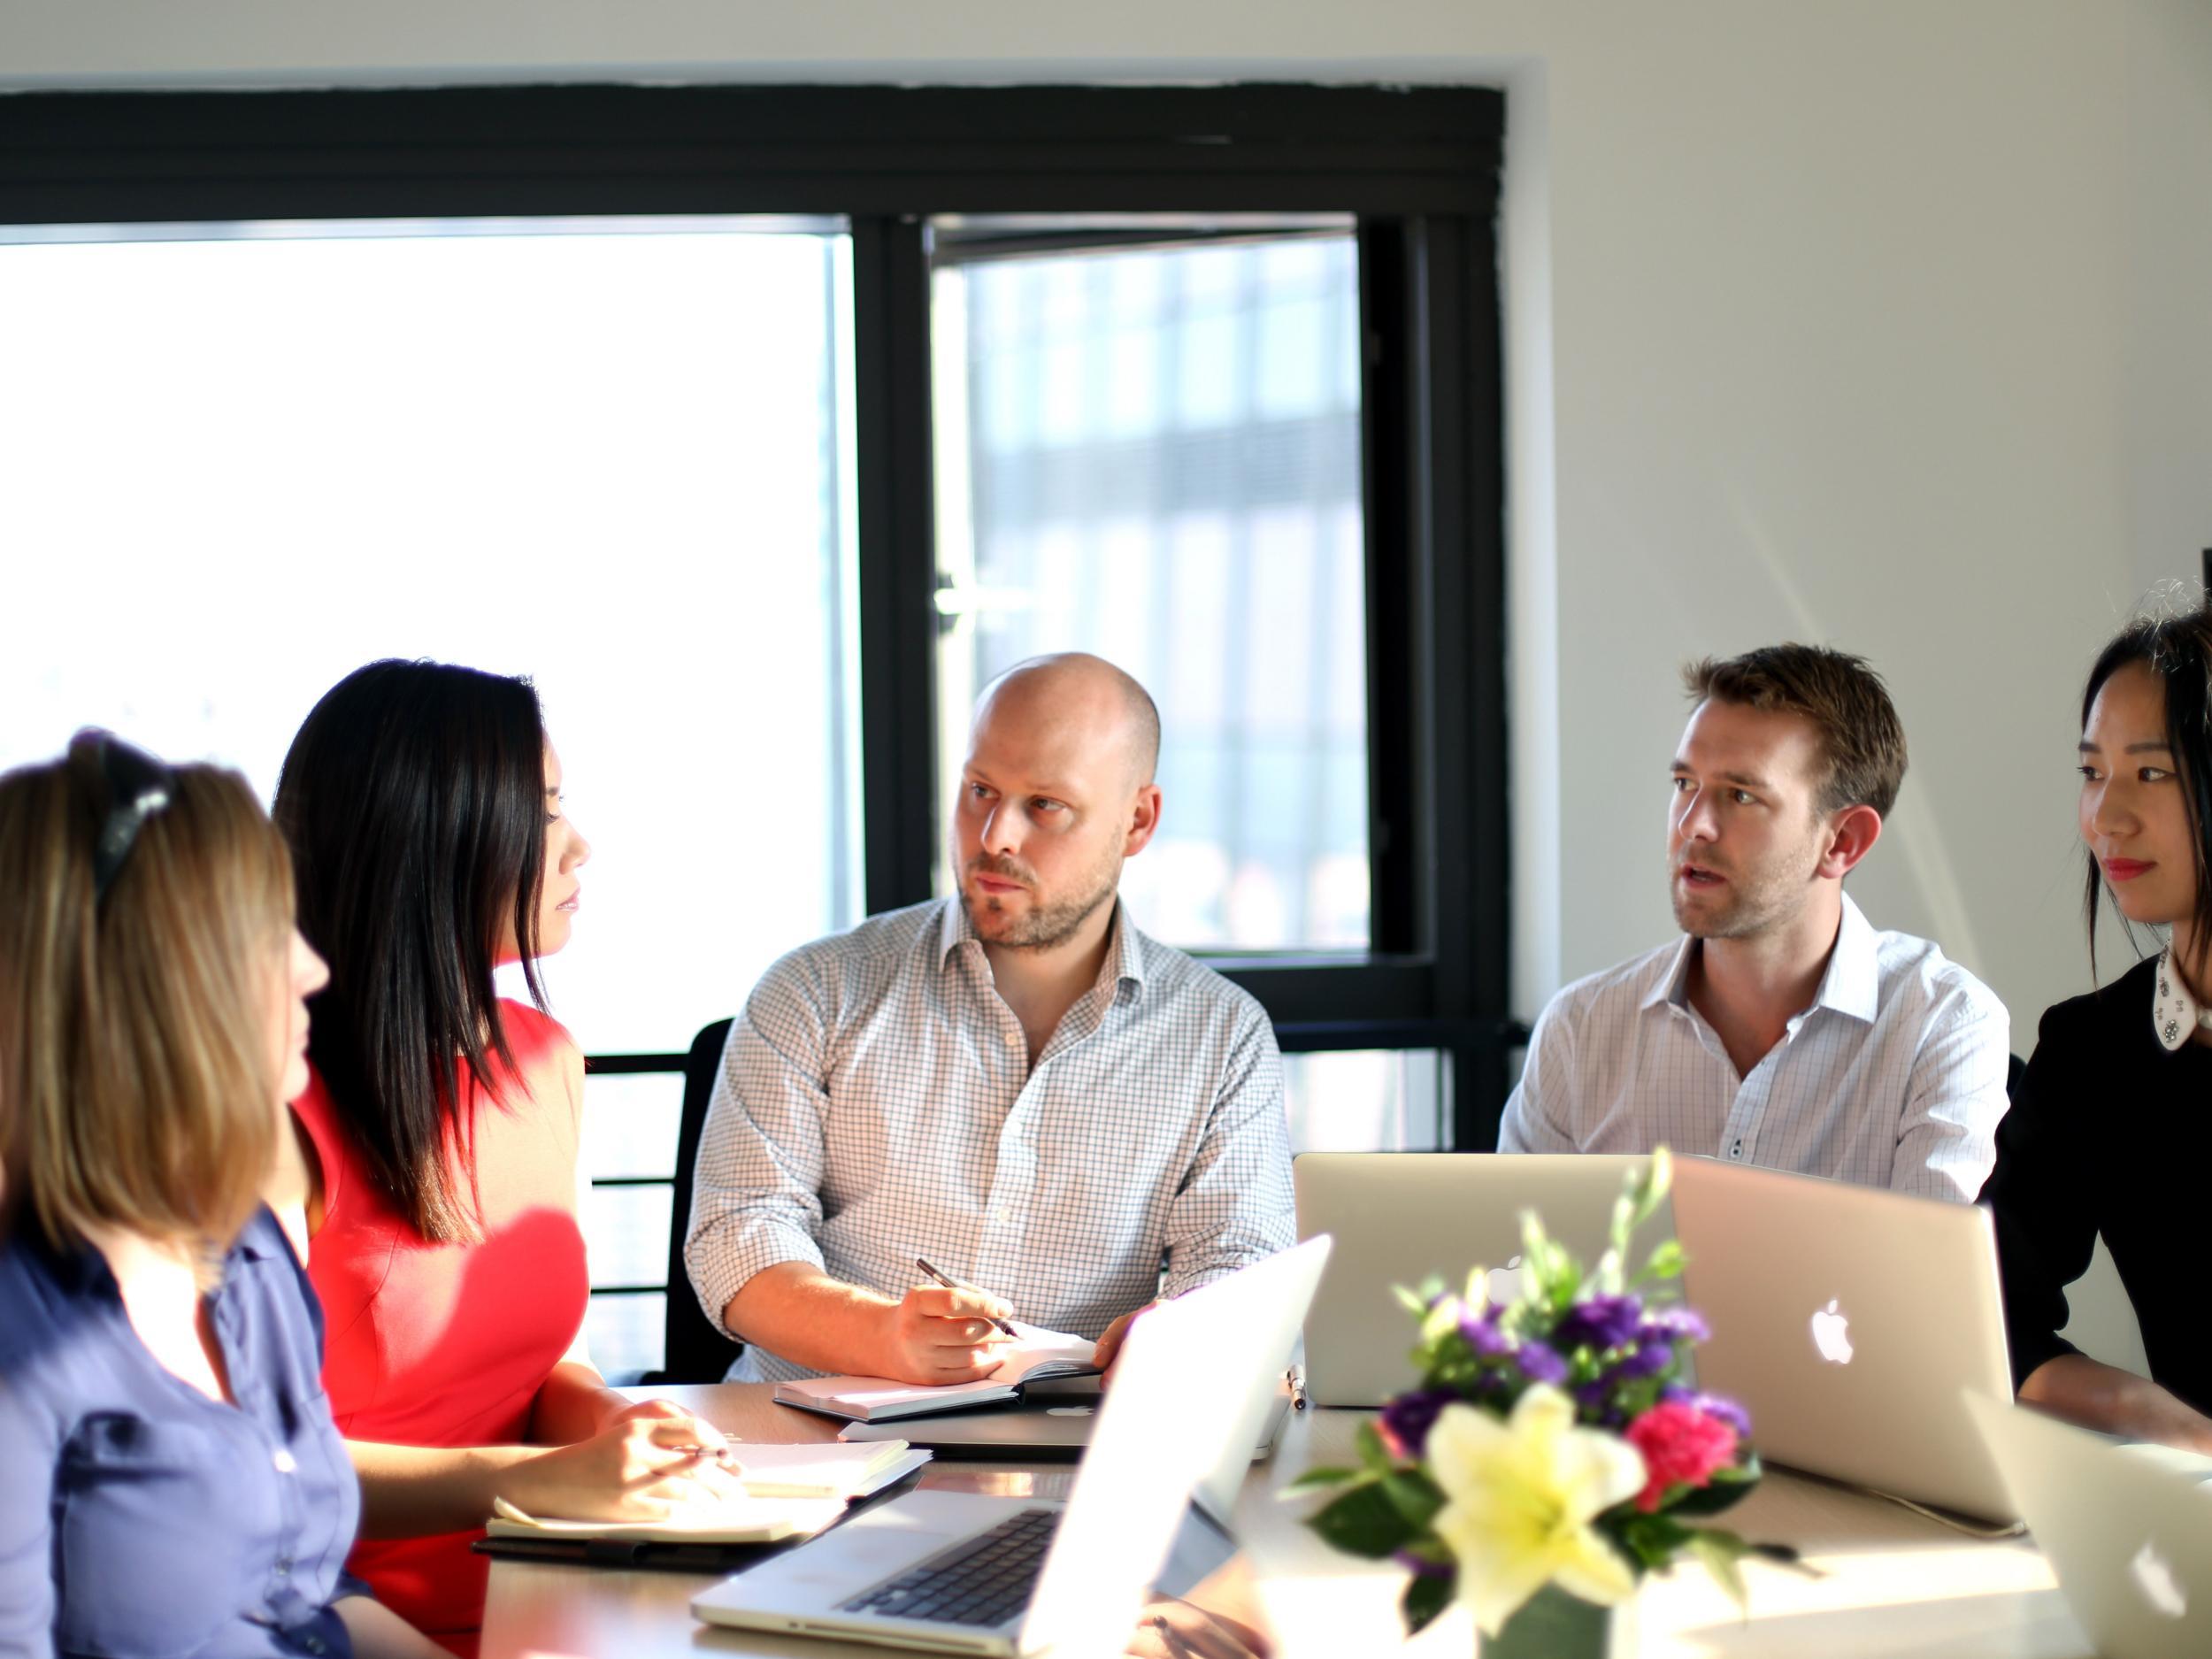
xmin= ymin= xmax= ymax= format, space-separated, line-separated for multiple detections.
xmin=1499 ymin=894 xmax=2011 ymax=1202
xmin=685 ymin=897 xmax=1295 ymax=1383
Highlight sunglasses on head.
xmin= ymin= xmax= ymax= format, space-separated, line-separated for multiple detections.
xmin=88 ymin=733 xmax=176 ymax=902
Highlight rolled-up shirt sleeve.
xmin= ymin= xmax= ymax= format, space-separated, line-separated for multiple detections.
xmin=685 ymin=955 xmax=835 ymax=1340
xmin=1892 ymin=983 xmax=2012 ymax=1203
xmin=1159 ymin=1005 xmax=1295 ymax=1300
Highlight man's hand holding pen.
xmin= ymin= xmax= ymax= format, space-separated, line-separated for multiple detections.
xmin=871 ymin=1257 xmax=1018 ymax=1385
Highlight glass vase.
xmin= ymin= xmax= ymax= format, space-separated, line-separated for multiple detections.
xmin=1479 ymin=1584 xmax=1638 ymax=1659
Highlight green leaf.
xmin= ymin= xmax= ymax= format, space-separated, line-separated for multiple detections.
xmin=1355 ymin=1419 xmax=1394 ymax=1473
xmin=1630 ymin=1237 xmax=1686 ymax=1287
xmin=1284 ymin=1463 xmax=1363 ymax=1491
xmin=1394 ymin=1283 xmax=1433 ymax=1317
xmin=1402 ymin=1569 xmax=1455 ymax=1634
xmin=1685 ymin=1528 xmax=1751 ymax=1610
xmin=1609 ymin=1509 xmax=1693 ymax=1571
xmin=1307 ymin=1480 xmax=1420 ymax=1559
xmin=1664 ymin=1461 xmax=1758 ymax=1517
xmin=1378 ymin=1470 xmax=1446 ymax=1532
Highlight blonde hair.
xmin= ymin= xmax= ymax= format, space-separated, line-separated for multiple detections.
xmin=0 ymin=736 xmax=296 ymax=1276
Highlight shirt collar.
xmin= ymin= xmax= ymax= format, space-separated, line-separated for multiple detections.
xmin=936 ymin=895 xmax=1149 ymax=1000
xmin=1638 ymin=892 xmax=1879 ymax=1024
xmin=2151 ymin=948 xmax=2208 ymax=1052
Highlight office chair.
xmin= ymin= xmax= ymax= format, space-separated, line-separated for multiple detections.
xmin=650 ymin=1016 xmax=747 ymax=1384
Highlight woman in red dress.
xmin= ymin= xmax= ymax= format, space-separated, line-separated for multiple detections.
xmin=273 ymin=660 xmax=740 ymax=1653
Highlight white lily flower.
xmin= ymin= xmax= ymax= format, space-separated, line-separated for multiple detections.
xmin=1425 ymin=1386 xmax=1647 ymax=1636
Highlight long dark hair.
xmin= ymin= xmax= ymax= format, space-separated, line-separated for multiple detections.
xmin=2080 ymin=610 xmax=2212 ymax=987
xmin=274 ymin=660 xmax=549 ymax=1242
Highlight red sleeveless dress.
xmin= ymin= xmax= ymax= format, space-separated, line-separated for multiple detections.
xmin=289 ymin=1002 xmax=590 ymax=1654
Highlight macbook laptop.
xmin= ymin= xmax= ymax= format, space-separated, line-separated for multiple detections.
xmin=1965 ymin=1391 xmax=2212 ymax=1657
xmin=1671 ymin=1155 xmax=2016 ymax=1523
xmin=1294 ymin=1152 xmax=1656 ymax=1406
xmin=692 ymin=1235 xmax=1332 ymax=1655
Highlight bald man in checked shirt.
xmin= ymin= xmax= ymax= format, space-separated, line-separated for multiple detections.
xmin=684 ymin=654 xmax=1295 ymax=1386
xmin=1500 ymin=644 xmax=2011 ymax=1201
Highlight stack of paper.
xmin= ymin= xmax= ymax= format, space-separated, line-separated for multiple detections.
xmin=482 ymin=1440 xmax=931 ymax=1544
xmin=774 ymin=1323 xmax=1102 ymax=1422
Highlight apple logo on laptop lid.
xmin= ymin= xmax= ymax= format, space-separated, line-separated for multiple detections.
xmin=1809 ymin=1299 xmax=1854 ymax=1365
xmin=1483 ymin=1256 xmax=1526 ymax=1305
xmin=2131 ymin=1540 xmax=2189 ymax=1620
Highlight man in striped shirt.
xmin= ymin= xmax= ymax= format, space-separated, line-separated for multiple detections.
xmin=1499 ymin=644 xmax=2010 ymax=1202
xmin=685 ymin=653 xmax=1295 ymax=1384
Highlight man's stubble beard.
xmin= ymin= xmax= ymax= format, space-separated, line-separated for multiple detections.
xmin=1669 ymin=836 xmax=1824 ymax=942
xmin=962 ymin=850 xmax=1124 ymax=951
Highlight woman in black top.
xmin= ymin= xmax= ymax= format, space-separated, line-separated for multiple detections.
xmin=1982 ymin=611 xmax=2212 ymax=1450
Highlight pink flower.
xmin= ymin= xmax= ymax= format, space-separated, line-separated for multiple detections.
xmin=1623 ymin=1401 xmax=1740 ymax=1512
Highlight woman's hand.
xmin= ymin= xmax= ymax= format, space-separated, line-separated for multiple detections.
xmin=1125 ymin=1596 xmax=1271 ymax=1659
xmin=499 ymin=1411 xmax=746 ymax=1521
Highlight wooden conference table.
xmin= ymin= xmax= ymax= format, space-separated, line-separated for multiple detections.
xmin=479 ymin=1384 xmax=2101 ymax=1659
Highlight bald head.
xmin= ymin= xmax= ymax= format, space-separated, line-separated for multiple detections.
xmin=972 ymin=653 xmax=1160 ymax=787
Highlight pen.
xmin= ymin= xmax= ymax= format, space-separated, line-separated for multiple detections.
xmin=914 ymin=1256 xmax=1019 ymax=1338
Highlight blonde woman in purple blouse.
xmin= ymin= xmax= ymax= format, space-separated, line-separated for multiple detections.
xmin=0 ymin=735 xmax=443 ymax=1659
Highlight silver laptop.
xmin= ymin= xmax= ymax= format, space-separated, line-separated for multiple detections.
xmin=1966 ymin=1392 xmax=2212 ymax=1657
xmin=1294 ymin=1152 xmax=1655 ymax=1406
xmin=692 ymin=1236 xmax=1332 ymax=1655
xmin=1671 ymin=1156 xmax=2016 ymax=1522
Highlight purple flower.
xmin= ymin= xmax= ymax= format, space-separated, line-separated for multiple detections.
xmin=1639 ymin=1306 xmax=1711 ymax=1343
xmin=1514 ymin=1340 xmax=1569 ymax=1385
xmin=1553 ymin=1294 xmax=1645 ymax=1353
xmin=1379 ymin=1388 xmax=1456 ymax=1458
xmin=1614 ymin=1341 xmax=1674 ymax=1380
xmin=1458 ymin=1308 xmax=1513 ymax=1357
xmin=1658 ymin=1384 xmax=1753 ymax=1438
xmin=1394 ymin=1548 xmax=1455 ymax=1579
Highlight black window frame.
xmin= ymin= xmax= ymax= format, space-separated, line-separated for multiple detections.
xmin=0 ymin=82 xmax=1518 ymax=1149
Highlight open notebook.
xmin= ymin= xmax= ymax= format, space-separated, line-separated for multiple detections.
xmin=773 ymin=1323 xmax=1102 ymax=1422
xmin=482 ymin=1440 xmax=931 ymax=1544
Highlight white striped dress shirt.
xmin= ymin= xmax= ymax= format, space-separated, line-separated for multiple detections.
xmin=684 ymin=896 xmax=1295 ymax=1383
xmin=1498 ymin=894 xmax=2011 ymax=1201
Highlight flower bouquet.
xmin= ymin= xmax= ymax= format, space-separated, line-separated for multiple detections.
xmin=1292 ymin=1149 xmax=1792 ymax=1654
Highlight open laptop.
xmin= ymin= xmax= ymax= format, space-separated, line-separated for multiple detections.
xmin=1294 ymin=1152 xmax=1655 ymax=1406
xmin=1671 ymin=1156 xmax=2016 ymax=1523
xmin=692 ymin=1236 xmax=1332 ymax=1655
xmin=1965 ymin=1392 xmax=2212 ymax=1657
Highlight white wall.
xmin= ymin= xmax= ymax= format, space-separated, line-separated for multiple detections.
xmin=7 ymin=0 xmax=2208 ymax=1365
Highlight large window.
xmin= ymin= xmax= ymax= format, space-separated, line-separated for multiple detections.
xmin=0 ymin=86 xmax=1510 ymax=1376
xmin=933 ymin=223 xmax=1370 ymax=952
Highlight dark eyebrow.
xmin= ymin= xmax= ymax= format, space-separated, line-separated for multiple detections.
xmin=2079 ymin=740 xmax=2174 ymax=755
xmin=1670 ymin=760 xmax=1769 ymax=790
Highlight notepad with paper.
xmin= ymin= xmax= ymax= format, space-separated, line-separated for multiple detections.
xmin=772 ymin=1322 xmax=1102 ymax=1422
xmin=480 ymin=1440 xmax=931 ymax=1544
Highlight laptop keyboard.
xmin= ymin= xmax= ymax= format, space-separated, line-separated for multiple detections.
xmin=838 ymin=1506 xmax=1060 ymax=1628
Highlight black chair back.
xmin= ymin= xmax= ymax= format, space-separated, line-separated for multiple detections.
xmin=656 ymin=1017 xmax=746 ymax=1383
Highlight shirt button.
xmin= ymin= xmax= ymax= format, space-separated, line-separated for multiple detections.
xmin=998 ymin=1208 xmax=1014 ymax=1225
xmin=304 ymin=1639 xmax=326 ymax=1655
xmin=272 ymin=1448 xmax=297 ymax=1474
xmin=274 ymin=1555 xmax=293 ymax=1577
xmin=1729 ymin=1141 xmax=1744 ymax=1159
